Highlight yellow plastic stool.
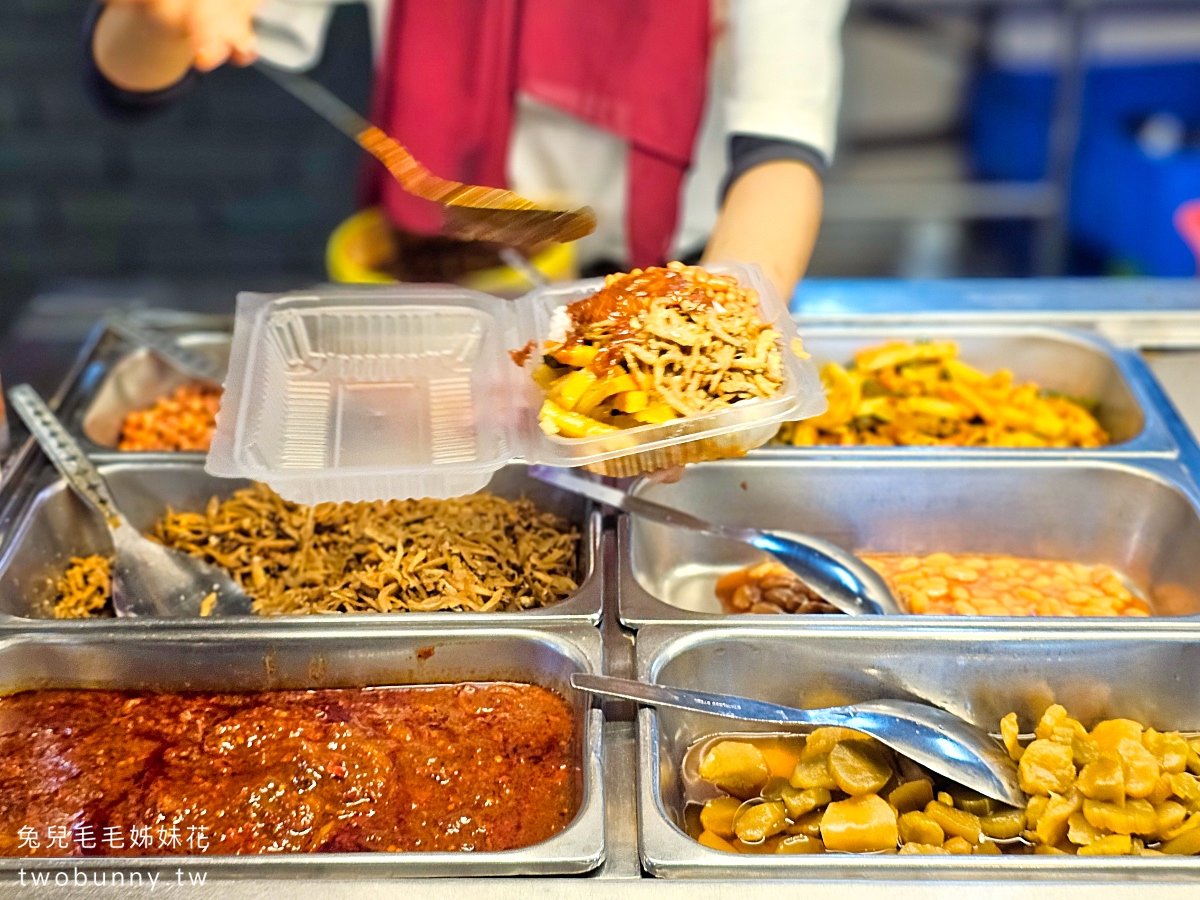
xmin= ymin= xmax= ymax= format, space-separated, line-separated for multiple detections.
xmin=326 ymin=208 xmax=577 ymax=292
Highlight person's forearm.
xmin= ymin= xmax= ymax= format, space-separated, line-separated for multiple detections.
xmin=93 ymin=4 xmax=194 ymax=93
xmin=703 ymin=160 xmax=824 ymax=299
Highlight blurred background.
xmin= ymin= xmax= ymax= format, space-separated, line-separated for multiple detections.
xmin=3 ymin=0 xmax=1200 ymax=382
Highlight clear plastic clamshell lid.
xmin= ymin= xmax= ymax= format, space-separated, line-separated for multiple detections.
xmin=206 ymin=263 xmax=826 ymax=503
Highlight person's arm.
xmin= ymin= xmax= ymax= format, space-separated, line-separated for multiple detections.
xmin=704 ymin=157 xmax=823 ymax=299
xmin=704 ymin=0 xmax=849 ymax=299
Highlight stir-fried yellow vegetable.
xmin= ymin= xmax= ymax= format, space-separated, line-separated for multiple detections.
xmin=774 ymin=340 xmax=1109 ymax=448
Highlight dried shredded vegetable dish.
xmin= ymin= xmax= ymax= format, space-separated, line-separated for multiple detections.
xmin=773 ymin=340 xmax=1108 ymax=448
xmin=117 ymin=383 xmax=222 ymax=451
xmin=534 ymin=262 xmax=785 ymax=440
xmin=52 ymin=486 xmax=579 ymax=617
xmin=52 ymin=555 xmax=111 ymax=619
xmin=687 ymin=705 xmax=1200 ymax=856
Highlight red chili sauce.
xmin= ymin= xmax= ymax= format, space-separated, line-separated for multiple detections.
xmin=0 ymin=683 xmax=578 ymax=856
xmin=557 ymin=267 xmax=718 ymax=372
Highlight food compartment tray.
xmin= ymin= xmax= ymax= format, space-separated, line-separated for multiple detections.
xmin=0 ymin=460 xmax=602 ymax=624
xmin=636 ymin=623 xmax=1200 ymax=879
xmin=79 ymin=332 xmax=230 ymax=454
xmin=618 ymin=458 xmax=1200 ymax=626
xmin=0 ymin=625 xmax=603 ymax=876
xmin=761 ymin=324 xmax=1176 ymax=455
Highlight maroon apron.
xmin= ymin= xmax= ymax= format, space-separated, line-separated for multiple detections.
xmin=363 ymin=0 xmax=712 ymax=268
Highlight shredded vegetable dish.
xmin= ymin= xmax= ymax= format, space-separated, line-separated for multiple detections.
xmin=687 ymin=705 xmax=1200 ymax=856
xmin=52 ymin=555 xmax=111 ymax=619
xmin=117 ymin=383 xmax=222 ymax=451
xmin=534 ymin=262 xmax=785 ymax=440
xmin=52 ymin=486 xmax=579 ymax=617
xmin=773 ymin=340 xmax=1108 ymax=448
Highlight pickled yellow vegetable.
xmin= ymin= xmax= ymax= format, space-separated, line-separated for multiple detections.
xmin=1155 ymin=800 xmax=1188 ymax=839
xmin=1018 ymin=739 xmax=1076 ymax=795
xmin=1145 ymin=730 xmax=1190 ymax=775
xmin=1161 ymin=823 xmax=1200 ymax=855
xmin=775 ymin=835 xmax=824 ymax=854
xmin=943 ymin=836 xmax=973 ymax=855
xmin=551 ymin=369 xmax=597 ymax=409
xmin=1089 ymin=719 xmax=1143 ymax=753
xmin=1076 ymin=752 xmax=1125 ymax=803
xmin=1078 ymin=834 xmax=1133 ymax=856
xmin=1118 ymin=738 xmax=1161 ymax=798
xmin=790 ymin=753 xmax=838 ymax=791
xmin=1067 ymin=811 xmax=1105 ymax=846
xmin=781 ymin=787 xmax=831 ymax=820
xmin=981 ymin=808 xmax=1026 ymax=841
xmin=699 ymin=741 xmax=770 ymax=799
xmin=829 ymin=741 xmax=894 ymax=796
xmin=898 ymin=811 xmax=945 ymax=846
xmin=898 ymin=842 xmax=950 ymax=855
xmin=925 ymin=800 xmax=982 ymax=844
xmin=1035 ymin=789 xmax=1082 ymax=846
xmin=946 ymin=787 xmax=995 ymax=818
xmin=1083 ymin=798 xmax=1157 ymax=835
xmin=1025 ymin=795 xmax=1049 ymax=829
xmin=802 ymin=727 xmax=876 ymax=759
xmin=699 ymin=796 xmax=742 ymax=839
xmin=1000 ymin=712 xmax=1023 ymax=762
xmin=820 ymin=794 xmax=899 ymax=853
xmin=974 ymin=839 xmax=1002 ymax=855
xmin=787 ymin=809 xmax=824 ymax=838
xmin=698 ymin=830 xmax=736 ymax=853
xmin=888 ymin=779 xmax=935 ymax=815
xmin=734 ymin=800 xmax=788 ymax=843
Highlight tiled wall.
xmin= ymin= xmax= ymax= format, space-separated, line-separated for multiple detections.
xmin=0 ymin=0 xmax=372 ymax=318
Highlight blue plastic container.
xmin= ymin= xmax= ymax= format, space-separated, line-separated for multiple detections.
xmin=968 ymin=62 xmax=1200 ymax=275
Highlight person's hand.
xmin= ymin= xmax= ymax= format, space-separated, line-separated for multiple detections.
xmin=644 ymin=466 xmax=684 ymax=484
xmin=102 ymin=0 xmax=263 ymax=71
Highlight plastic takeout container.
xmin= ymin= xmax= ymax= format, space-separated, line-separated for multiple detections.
xmin=206 ymin=262 xmax=825 ymax=503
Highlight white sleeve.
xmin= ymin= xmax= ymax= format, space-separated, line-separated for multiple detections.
xmin=253 ymin=0 xmax=388 ymax=71
xmin=726 ymin=0 xmax=850 ymax=164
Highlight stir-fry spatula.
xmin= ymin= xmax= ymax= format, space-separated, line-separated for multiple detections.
xmin=529 ymin=466 xmax=900 ymax=616
xmin=254 ymin=62 xmax=596 ymax=252
xmin=9 ymin=386 xmax=250 ymax=618
xmin=572 ymin=674 xmax=1024 ymax=807
xmin=108 ymin=319 xmax=224 ymax=387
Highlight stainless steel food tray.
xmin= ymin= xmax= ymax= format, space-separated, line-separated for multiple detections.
xmin=0 ymin=461 xmax=602 ymax=626
xmin=79 ymin=332 xmax=229 ymax=453
xmin=636 ymin=623 xmax=1200 ymax=879
xmin=36 ymin=313 xmax=233 ymax=461
xmin=0 ymin=624 xmax=604 ymax=877
xmin=618 ymin=457 xmax=1200 ymax=626
xmin=759 ymin=324 xmax=1175 ymax=456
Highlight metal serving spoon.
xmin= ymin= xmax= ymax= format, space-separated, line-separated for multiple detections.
xmin=529 ymin=466 xmax=900 ymax=616
xmin=254 ymin=62 xmax=596 ymax=252
xmin=572 ymin=673 xmax=1024 ymax=807
xmin=9 ymin=386 xmax=250 ymax=618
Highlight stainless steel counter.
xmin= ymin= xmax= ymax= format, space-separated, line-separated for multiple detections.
xmin=4 ymin=283 xmax=1200 ymax=897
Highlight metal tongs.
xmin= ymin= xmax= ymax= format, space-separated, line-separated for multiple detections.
xmin=254 ymin=62 xmax=596 ymax=252
xmin=573 ymin=674 xmax=1024 ymax=806
xmin=9 ymin=386 xmax=249 ymax=617
xmin=529 ymin=466 xmax=900 ymax=616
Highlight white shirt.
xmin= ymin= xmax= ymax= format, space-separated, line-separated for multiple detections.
xmin=253 ymin=0 xmax=848 ymax=264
